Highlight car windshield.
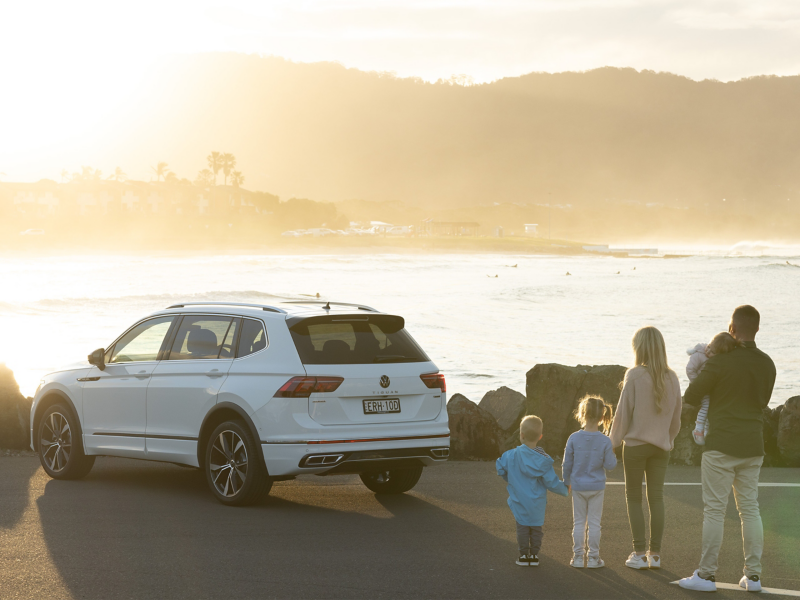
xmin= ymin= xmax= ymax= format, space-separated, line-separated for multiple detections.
xmin=289 ymin=315 xmax=429 ymax=365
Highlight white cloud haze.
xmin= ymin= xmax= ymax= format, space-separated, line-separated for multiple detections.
xmin=1 ymin=0 xmax=799 ymax=181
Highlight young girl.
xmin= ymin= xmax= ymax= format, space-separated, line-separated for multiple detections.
xmin=562 ymin=396 xmax=617 ymax=569
xmin=686 ymin=332 xmax=740 ymax=445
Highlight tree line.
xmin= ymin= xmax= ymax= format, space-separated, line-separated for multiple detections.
xmin=58 ymin=152 xmax=245 ymax=189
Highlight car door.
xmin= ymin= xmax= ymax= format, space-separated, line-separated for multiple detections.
xmin=145 ymin=314 xmax=238 ymax=465
xmin=82 ymin=315 xmax=176 ymax=458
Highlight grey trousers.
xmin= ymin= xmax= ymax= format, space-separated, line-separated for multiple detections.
xmin=516 ymin=522 xmax=544 ymax=555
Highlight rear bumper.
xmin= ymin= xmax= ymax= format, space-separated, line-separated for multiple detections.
xmin=261 ymin=435 xmax=450 ymax=477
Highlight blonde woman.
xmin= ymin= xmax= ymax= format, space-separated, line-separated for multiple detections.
xmin=609 ymin=326 xmax=682 ymax=571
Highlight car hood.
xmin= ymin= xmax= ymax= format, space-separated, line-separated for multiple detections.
xmin=47 ymin=360 xmax=93 ymax=376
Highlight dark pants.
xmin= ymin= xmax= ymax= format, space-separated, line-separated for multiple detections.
xmin=623 ymin=443 xmax=670 ymax=553
xmin=515 ymin=522 xmax=544 ymax=556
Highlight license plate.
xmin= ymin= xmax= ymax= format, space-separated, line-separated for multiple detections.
xmin=363 ymin=399 xmax=401 ymax=414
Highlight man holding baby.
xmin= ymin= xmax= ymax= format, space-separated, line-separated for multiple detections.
xmin=679 ymin=305 xmax=776 ymax=593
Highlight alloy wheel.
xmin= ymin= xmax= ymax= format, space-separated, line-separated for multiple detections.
xmin=40 ymin=412 xmax=72 ymax=473
xmin=209 ymin=430 xmax=249 ymax=497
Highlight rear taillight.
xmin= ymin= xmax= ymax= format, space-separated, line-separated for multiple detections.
xmin=420 ymin=372 xmax=446 ymax=393
xmin=275 ymin=376 xmax=344 ymax=398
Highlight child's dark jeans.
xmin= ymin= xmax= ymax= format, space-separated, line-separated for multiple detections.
xmin=516 ymin=522 xmax=544 ymax=555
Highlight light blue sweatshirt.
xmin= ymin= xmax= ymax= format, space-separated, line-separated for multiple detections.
xmin=496 ymin=444 xmax=569 ymax=527
xmin=561 ymin=430 xmax=617 ymax=492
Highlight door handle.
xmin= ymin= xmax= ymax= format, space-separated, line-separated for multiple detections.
xmin=205 ymin=369 xmax=224 ymax=378
xmin=135 ymin=371 xmax=150 ymax=379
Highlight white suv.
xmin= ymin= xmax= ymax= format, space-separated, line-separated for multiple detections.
xmin=31 ymin=301 xmax=449 ymax=505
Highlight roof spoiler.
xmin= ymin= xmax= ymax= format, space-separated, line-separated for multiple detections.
xmin=282 ymin=301 xmax=379 ymax=313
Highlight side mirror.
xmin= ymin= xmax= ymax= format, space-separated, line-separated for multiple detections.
xmin=88 ymin=348 xmax=106 ymax=371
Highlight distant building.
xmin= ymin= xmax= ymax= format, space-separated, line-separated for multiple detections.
xmin=524 ymin=223 xmax=539 ymax=236
xmin=421 ymin=219 xmax=479 ymax=236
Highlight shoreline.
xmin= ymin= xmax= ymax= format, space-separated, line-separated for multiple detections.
xmin=0 ymin=236 xmax=685 ymax=258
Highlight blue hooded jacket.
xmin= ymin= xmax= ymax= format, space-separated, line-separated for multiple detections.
xmin=496 ymin=444 xmax=569 ymax=526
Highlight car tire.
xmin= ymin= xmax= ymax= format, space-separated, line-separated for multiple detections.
xmin=37 ymin=404 xmax=95 ymax=480
xmin=359 ymin=465 xmax=423 ymax=494
xmin=204 ymin=420 xmax=272 ymax=506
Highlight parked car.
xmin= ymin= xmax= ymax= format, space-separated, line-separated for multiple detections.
xmin=31 ymin=301 xmax=449 ymax=505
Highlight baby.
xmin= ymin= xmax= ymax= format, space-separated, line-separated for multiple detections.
xmin=686 ymin=332 xmax=740 ymax=445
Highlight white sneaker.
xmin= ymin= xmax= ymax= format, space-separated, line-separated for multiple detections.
xmin=648 ymin=554 xmax=661 ymax=569
xmin=693 ymin=429 xmax=706 ymax=445
xmin=740 ymin=575 xmax=762 ymax=592
xmin=678 ymin=570 xmax=717 ymax=592
xmin=625 ymin=552 xmax=649 ymax=570
xmin=570 ymin=555 xmax=584 ymax=568
xmin=587 ymin=557 xmax=605 ymax=569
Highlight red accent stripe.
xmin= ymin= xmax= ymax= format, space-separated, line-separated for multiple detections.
xmin=307 ymin=433 xmax=450 ymax=445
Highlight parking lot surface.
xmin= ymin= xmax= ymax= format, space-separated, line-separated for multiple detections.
xmin=1 ymin=458 xmax=798 ymax=599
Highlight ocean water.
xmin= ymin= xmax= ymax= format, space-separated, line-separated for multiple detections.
xmin=1 ymin=252 xmax=798 ymax=407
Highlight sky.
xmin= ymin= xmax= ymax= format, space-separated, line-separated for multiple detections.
xmin=2 ymin=0 xmax=800 ymax=181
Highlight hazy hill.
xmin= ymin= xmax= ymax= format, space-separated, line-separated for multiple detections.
xmin=103 ymin=54 xmax=800 ymax=215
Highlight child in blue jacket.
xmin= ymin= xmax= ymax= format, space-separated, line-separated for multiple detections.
xmin=497 ymin=415 xmax=569 ymax=566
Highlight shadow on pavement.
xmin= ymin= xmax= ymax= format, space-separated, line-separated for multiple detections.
xmin=0 ymin=458 xmax=39 ymax=529
xmin=33 ymin=458 xmax=672 ymax=600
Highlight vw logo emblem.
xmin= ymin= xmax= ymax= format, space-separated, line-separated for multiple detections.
xmin=379 ymin=375 xmax=391 ymax=389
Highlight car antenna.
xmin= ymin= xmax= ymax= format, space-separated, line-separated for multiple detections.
xmin=323 ymin=301 xmax=331 ymax=310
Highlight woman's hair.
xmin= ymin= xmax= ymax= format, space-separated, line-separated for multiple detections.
xmin=573 ymin=395 xmax=613 ymax=434
xmin=631 ymin=326 xmax=670 ymax=414
xmin=708 ymin=331 xmax=740 ymax=355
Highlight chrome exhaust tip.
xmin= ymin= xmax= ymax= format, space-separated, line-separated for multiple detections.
xmin=430 ymin=447 xmax=450 ymax=459
xmin=301 ymin=454 xmax=345 ymax=468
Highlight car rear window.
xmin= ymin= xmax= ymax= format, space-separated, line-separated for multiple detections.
xmin=289 ymin=315 xmax=429 ymax=365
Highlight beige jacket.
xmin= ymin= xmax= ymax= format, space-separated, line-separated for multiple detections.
xmin=609 ymin=366 xmax=683 ymax=451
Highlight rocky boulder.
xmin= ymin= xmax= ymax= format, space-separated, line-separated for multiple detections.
xmin=0 ymin=364 xmax=32 ymax=450
xmin=525 ymin=364 xmax=626 ymax=457
xmin=478 ymin=386 xmax=527 ymax=451
xmin=447 ymin=394 xmax=502 ymax=461
xmin=777 ymin=397 xmax=800 ymax=467
xmin=762 ymin=405 xmax=785 ymax=467
xmin=479 ymin=386 xmax=526 ymax=432
xmin=668 ymin=404 xmax=703 ymax=465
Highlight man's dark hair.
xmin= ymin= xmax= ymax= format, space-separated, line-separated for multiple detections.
xmin=732 ymin=305 xmax=760 ymax=336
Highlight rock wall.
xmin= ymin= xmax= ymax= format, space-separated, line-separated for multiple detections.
xmin=478 ymin=386 xmax=526 ymax=452
xmin=446 ymin=394 xmax=502 ymax=461
xmin=449 ymin=363 xmax=797 ymax=467
xmin=526 ymin=364 xmax=627 ymax=457
xmin=777 ymin=397 xmax=800 ymax=467
xmin=0 ymin=364 xmax=32 ymax=450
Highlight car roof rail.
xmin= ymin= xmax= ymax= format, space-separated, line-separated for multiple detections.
xmin=282 ymin=300 xmax=379 ymax=312
xmin=165 ymin=302 xmax=286 ymax=313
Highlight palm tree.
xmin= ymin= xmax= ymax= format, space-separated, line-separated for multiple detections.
xmin=230 ymin=170 xmax=245 ymax=188
xmin=107 ymin=166 xmax=127 ymax=182
xmin=151 ymin=161 xmax=169 ymax=182
xmin=221 ymin=153 xmax=236 ymax=185
xmin=194 ymin=168 xmax=214 ymax=187
xmin=80 ymin=165 xmax=95 ymax=181
xmin=207 ymin=152 xmax=222 ymax=185
xmin=61 ymin=169 xmax=70 ymax=182
xmin=164 ymin=171 xmax=178 ymax=184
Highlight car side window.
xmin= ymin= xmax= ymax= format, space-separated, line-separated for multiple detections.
xmin=108 ymin=317 xmax=174 ymax=363
xmin=168 ymin=316 xmax=236 ymax=360
xmin=237 ymin=319 xmax=267 ymax=357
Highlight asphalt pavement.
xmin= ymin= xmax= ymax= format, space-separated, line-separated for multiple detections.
xmin=1 ymin=457 xmax=798 ymax=599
